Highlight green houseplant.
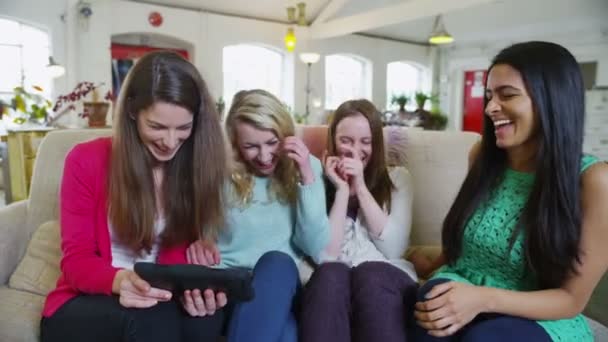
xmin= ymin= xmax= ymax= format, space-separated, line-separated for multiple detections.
xmin=423 ymin=94 xmax=448 ymax=130
xmin=1 ymin=86 xmax=52 ymax=125
xmin=414 ymin=91 xmax=430 ymax=111
xmin=390 ymin=94 xmax=409 ymax=112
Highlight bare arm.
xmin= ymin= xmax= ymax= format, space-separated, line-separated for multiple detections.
xmin=485 ymin=161 xmax=608 ymax=319
xmin=321 ymin=155 xmax=349 ymax=259
xmin=419 ymin=162 xmax=608 ymax=330
xmin=324 ymin=187 xmax=349 ymax=259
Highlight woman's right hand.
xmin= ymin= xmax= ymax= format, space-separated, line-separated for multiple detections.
xmin=187 ymin=239 xmax=221 ymax=266
xmin=323 ymin=151 xmax=349 ymax=190
xmin=114 ymin=269 xmax=172 ymax=308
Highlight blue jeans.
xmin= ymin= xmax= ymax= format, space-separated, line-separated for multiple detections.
xmin=227 ymin=251 xmax=300 ymax=342
xmin=414 ymin=278 xmax=552 ymax=342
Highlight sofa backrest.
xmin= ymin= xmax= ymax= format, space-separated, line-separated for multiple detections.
xmin=26 ymin=126 xmax=480 ymax=246
xmin=25 ymin=129 xmax=112 ymax=237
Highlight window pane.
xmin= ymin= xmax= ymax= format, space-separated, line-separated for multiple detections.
xmin=21 ymin=24 xmax=49 ymax=48
xmin=386 ymin=61 xmax=430 ymax=110
xmin=0 ymin=19 xmax=52 ymax=98
xmin=23 ymin=44 xmax=51 ymax=98
xmin=223 ymin=45 xmax=284 ymax=109
xmin=0 ymin=46 xmax=22 ymax=92
xmin=0 ymin=18 xmax=21 ymax=45
xmin=325 ymin=55 xmax=368 ymax=110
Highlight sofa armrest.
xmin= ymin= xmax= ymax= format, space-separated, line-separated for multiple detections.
xmin=0 ymin=200 xmax=28 ymax=285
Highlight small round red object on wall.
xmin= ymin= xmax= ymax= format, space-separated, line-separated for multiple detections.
xmin=148 ymin=11 xmax=163 ymax=27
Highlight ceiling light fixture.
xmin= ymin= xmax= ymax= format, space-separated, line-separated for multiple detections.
xmin=428 ymin=15 xmax=454 ymax=45
xmin=46 ymin=56 xmax=66 ymax=78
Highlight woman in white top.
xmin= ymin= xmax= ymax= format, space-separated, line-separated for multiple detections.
xmin=299 ymin=99 xmax=418 ymax=342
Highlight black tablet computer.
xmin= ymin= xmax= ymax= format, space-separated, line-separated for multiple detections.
xmin=134 ymin=262 xmax=255 ymax=302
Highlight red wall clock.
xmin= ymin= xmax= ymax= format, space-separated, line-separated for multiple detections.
xmin=148 ymin=11 xmax=163 ymax=27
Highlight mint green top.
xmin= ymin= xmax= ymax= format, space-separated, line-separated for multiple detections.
xmin=433 ymin=155 xmax=600 ymax=342
xmin=216 ymin=156 xmax=330 ymax=270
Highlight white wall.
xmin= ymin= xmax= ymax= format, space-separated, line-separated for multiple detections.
xmin=441 ymin=30 xmax=608 ymax=131
xmin=1 ymin=0 xmax=430 ymax=125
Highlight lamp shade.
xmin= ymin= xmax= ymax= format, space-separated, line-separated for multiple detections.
xmin=285 ymin=27 xmax=296 ymax=52
xmin=428 ymin=15 xmax=454 ymax=45
xmin=299 ymin=52 xmax=320 ymax=64
xmin=46 ymin=56 xmax=66 ymax=78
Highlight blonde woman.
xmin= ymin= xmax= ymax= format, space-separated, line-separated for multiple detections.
xmin=188 ymin=89 xmax=329 ymax=342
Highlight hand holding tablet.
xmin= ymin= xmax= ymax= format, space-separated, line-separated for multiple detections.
xmin=134 ymin=262 xmax=255 ymax=302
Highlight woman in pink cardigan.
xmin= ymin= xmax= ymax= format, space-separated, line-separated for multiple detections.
xmin=41 ymin=51 xmax=228 ymax=342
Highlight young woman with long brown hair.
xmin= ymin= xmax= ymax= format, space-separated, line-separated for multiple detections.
xmin=41 ymin=51 xmax=228 ymax=342
xmin=299 ymin=99 xmax=418 ymax=342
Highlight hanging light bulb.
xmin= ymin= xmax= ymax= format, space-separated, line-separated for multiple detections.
xmin=428 ymin=15 xmax=454 ymax=45
xmin=285 ymin=27 xmax=296 ymax=52
xmin=285 ymin=6 xmax=297 ymax=52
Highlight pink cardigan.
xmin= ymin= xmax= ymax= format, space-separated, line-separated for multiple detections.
xmin=42 ymin=137 xmax=188 ymax=317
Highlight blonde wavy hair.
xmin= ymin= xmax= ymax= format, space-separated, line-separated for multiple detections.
xmin=225 ymin=89 xmax=299 ymax=206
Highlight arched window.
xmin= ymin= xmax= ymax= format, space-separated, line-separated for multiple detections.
xmin=325 ymin=54 xmax=372 ymax=110
xmin=386 ymin=61 xmax=430 ymax=110
xmin=0 ymin=18 xmax=51 ymax=101
xmin=223 ymin=44 xmax=287 ymax=109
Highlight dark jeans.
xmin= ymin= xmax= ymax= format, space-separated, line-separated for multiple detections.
xmin=414 ymin=278 xmax=552 ymax=342
xmin=40 ymin=294 xmax=224 ymax=342
xmin=226 ymin=251 xmax=300 ymax=342
xmin=299 ymin=261 xmax=418 ymax=342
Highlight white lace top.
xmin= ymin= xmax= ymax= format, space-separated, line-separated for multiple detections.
xmin=323 ymin=166 xmax=417 ymax=281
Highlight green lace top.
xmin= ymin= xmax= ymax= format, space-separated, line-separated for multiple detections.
xmin=433 ymin=155 xmax=600 ymax=342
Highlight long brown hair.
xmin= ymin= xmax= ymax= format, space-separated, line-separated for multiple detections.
xmin=327 ymin=99 xmax=394 ymax=210
xmin=109 ymin=51 xmax=226 ymax=254
xmin=225 ymin=89 xmax=299 ymax=206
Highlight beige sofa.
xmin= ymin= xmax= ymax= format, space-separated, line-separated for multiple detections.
xmin=0 ymin=127 xmax=606 ymax=341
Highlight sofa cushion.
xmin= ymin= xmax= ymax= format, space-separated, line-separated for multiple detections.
xmin=0 ymin=286 xmax=44 ymax=342
xmin=9 ymin=221 xmax=61 ymax=296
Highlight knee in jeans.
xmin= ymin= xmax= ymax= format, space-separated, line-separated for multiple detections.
xmin=417 ymin=278 xmax=451 ymax=302
xmin=351 ymin=261 xmax=395 ymax=289
xmin=257 ymin=251 xmax=298 ymax=277
xmin=310 ymin=262 xmax=350 ymax=290
xmin=461 ymin=320 xmax=499 ymax=342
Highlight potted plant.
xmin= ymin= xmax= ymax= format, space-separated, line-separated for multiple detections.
xmin=1 ymin=86 xmax=52 ymax=126
xmin=52 ymin=82 xmax=113 ymax=127
xmin=414 ymin=91 xmax=430 ymax=111
xmin=390 ymin=94 xmax=409 ymax=112
xmin=421 ymin=94 xmax=448 ymax=130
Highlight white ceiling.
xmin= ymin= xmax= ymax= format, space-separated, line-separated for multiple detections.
xmin=130 ymin=0 xmax=608 ymax=45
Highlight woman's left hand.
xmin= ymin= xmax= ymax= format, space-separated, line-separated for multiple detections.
xmin=337 ymin=145 xmax=365 ymax=193
xmin=181 ymin=288 xmax=227 ymax=317
xmin=283 ymin=136 xmax=314 ymax=185
xmin=414 ymin=282 xmax=490 ymax=337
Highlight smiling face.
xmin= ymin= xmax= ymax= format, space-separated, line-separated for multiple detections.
xmin=136 ymin=101 xmax=193 ymax=163
xmin=485 ymin=64 xmax=539 ymax=152
xmin=235 ymin=121 xmax=281 ymax=176
xmin=334 ymin=113 xmax=372 ymax=168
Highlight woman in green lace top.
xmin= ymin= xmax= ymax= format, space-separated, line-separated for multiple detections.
xmin=413 ymin=41 xmax=608 ymax=342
